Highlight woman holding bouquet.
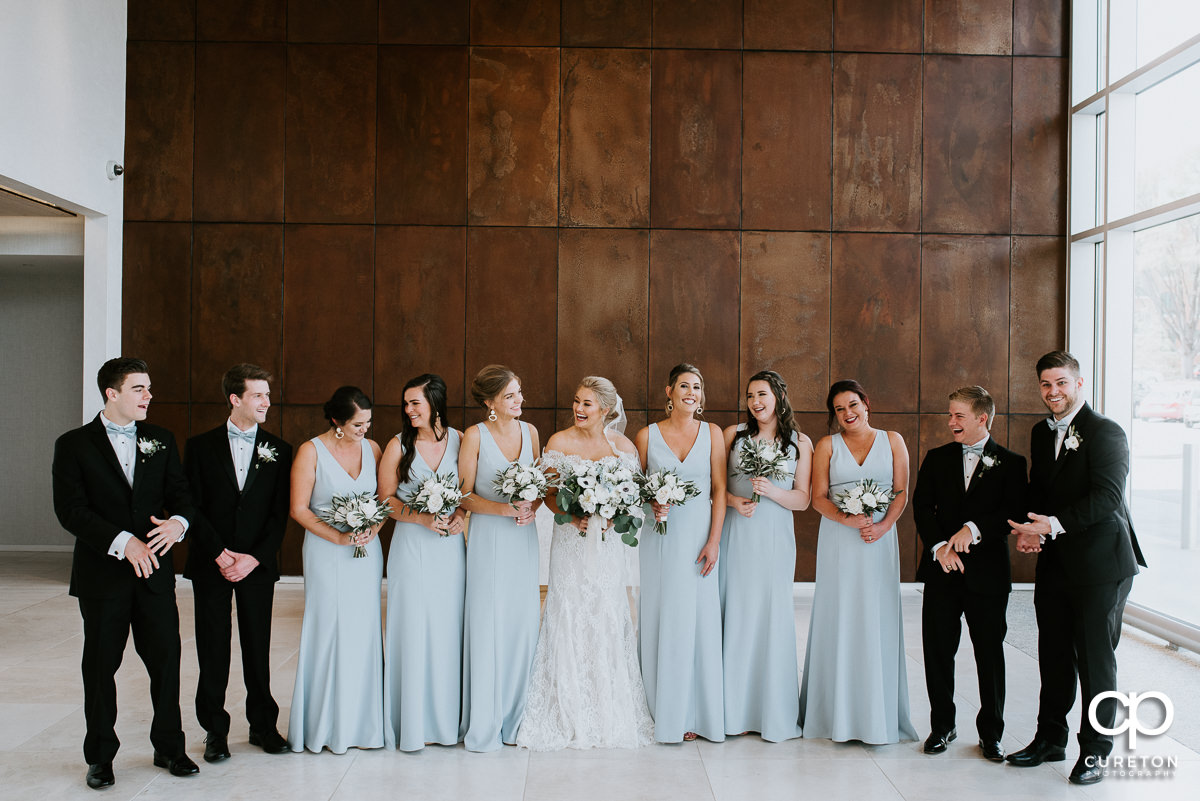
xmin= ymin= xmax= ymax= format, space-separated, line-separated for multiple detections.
xmin=457 ymin=365 xmax=542 ymax=752
xmin=287 ymin=386 xmax=386 ymax=753
xmin=720 ymin=370 xmax=812 ymax=742
xmin=517 ymin=376 xmax=654 ymax=750
xmin=799 ymin=380 xmax=917 ymax=744
xmin=377 ymin=374 xmax=465 ymax=751
xmin=634 ymin=363 xmax=726 ymax=743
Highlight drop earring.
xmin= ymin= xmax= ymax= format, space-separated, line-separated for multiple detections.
xmin=488 ymin=407 xmax=498 ymax=422
xmin=666 ymin=400 xmax=674 ymax=413
xmin=335 ymin=427 xmax=345 ymax=439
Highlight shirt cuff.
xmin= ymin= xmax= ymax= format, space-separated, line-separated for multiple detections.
xmin=964 ymin=521 xmax=982 ymax=544
xmin=1047 ymin=516 xmax=1064 ymax=540
xmin=170 ymin=514 xmax=189 ymax=541
xmin=931 ymin=540 xmax=948 ymax=558
xmin=109 ymin=531 xmax=134 ymax=560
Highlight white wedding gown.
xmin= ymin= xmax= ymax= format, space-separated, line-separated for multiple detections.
xmin=516 ymin=449 xmax=655 ymax=751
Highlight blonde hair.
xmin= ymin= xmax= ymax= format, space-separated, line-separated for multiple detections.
xmin=948 ymin=385 xmax=995 ymax=429
xmin=577 ymin=376 xmax=621 ymax=426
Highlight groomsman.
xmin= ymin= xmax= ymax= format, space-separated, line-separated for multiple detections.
xmin=184 ymin=364 xmax=292 ymax=761
xmin=52 ymin=357 xmax=199 ymax=789
xmin=914 ymin=386 xmax=1026 ymax=762
xmin=1007 ymin=351 xmax=1145 ymax=785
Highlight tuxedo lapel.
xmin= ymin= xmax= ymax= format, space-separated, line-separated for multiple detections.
xmin=88 ymin=417 xmax=131 ymax=489
xmin=242 ymin=433 xmax=264 ymax=494
xmin=214 ymin=428 xmax=241 ymax=492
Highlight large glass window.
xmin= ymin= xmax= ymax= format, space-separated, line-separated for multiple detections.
xmin=1071 ymin=2 xmax=1200 ymax=631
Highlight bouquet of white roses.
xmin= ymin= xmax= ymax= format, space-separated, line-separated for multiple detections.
xmin=832 ymin=478 xmax=896 ymax=519
xmin=734 ymin=437 xmax=793 ymax=503
xmin=492 ymin=460 xmax=550 ymax=507
xmin=553 ymin=455 xmax=646 ymax=547
xmin=640 ymin=468 xmax=702 ymax=535
xmin=401 ymin=472 xmax=467 ymax=535
xmin=318 ymin=491 xmax=392 ymax=557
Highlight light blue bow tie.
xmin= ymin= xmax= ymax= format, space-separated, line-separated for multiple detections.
xmin=1046 ymin=417 xmax=1070 ymax=433
xmin=105 ymin=420 xmax=137 ymax=439
xmin=963 ymin=443 xmax=986 ymax=457
xmin=229 ymin=428 xmax=256 ymax=444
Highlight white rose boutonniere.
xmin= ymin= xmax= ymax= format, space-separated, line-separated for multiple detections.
xmin=977 ymin=453 xmax=1000 ymax=476
xmin=137 ymin=438 xmax=164 ymax=458
xmin=1063 ymin=425 xmax=1082 ymax=452
xmin=256 ymin=443 xmax=278 ymax=463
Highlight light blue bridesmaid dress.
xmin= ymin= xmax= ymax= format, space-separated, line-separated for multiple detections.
xmin=384 ymin=429 xmax=465 ymax=751
xmin=719 ymin=427 xmax=804 ymax=741
xmin=799 ymin=430 xmax=918 ymax=744
xmin=460 ymin=421 xmax=540 ymax=752
xmin=288 ymin=437 xmax=385 ymax=753
xmin=639 ymin=422 xmax=725 ymax=743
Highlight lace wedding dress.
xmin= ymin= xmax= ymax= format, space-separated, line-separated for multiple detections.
xmin=516 ymin=448 xmax=655 ymax=750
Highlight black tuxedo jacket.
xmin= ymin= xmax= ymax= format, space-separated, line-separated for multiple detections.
xmin=183 ymin=425 xmax=292 ymax=584
xmin=1028 ymin=403 xmax=1145 ymax=587
xmin=52 ymin=416 xmax=195 ymax=598
xmin=914 ymin=438 xmax=1027 ymax=595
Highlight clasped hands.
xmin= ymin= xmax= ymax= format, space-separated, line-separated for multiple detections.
xmin=215 ymin=549 xmax=260 ymax=582
xmin=843 ymin=512 xmax=886 ymax=544
xmin=430 ymin=510 xmax=465 ymax=537
xmin=123 ymin=515 xmax=184 ymax=578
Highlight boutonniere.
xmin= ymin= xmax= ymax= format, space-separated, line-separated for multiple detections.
xmin=256 ymin=443 xmax=278 ymax=463
xmin=137 ymin=438 xmax=164 ymax=459
xmin=1063 ymin=425 xmax=1082 ymax=452
xmin=977 ymin=452 xmax=1000 ymax=476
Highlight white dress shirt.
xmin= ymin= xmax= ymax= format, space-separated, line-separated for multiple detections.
xmin=228 ymin=419 xmax=259 ymax=491
xmin=931 ymin=434 xmax=988 ymax=559
xmin=99 ymin=412 xmax=189 ymax=560
xmin=1041 ymin=399 xmax=1086 ymax=541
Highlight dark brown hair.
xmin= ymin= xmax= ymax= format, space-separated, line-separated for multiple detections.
xmin=222 ymin=363 xmax=273 ymax=407
xmin=666 ymin=363 xmax=704 ymax=416
xmin=1036 ymin=350 xmax=1080 ymax=378
xmin=733 ymin=370 xmax=799 ymax=457
xmin=398 ymin=374 xmax=448 ymax=483
xmin=470 ymin=364 xmax=519 ymax=408
xmin=825 ymin=379 xmax=870 ymax=430
xmin=96 ymin=357 xmax=148 ymax=401
xmin=323 ymin=386 xmax=372 ymax=428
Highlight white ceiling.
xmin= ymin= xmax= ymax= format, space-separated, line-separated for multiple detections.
xmin=0 ymin=186 xmax=76 ymax=217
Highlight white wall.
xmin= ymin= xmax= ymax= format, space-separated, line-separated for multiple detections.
xmin=0 ymin=0 xmax=127 ymax=421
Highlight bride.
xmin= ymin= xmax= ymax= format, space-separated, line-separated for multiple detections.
xmin=516 ymin=376 xmax=654 ymax=750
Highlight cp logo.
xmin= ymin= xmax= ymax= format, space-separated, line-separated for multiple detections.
xmin=1088 ymin=691 xmax=1173 ymax=748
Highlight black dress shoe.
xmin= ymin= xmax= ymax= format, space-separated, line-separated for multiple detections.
xmin=979 ymin=739 xmax=1006 ymax=762
xmin=153 ymin=751 xmax=200 ymax=776
xmin=203 ymin=733 xmax=230 ymax=763
xmin=249 ymin=728 xmax=290 ymax=755
xmin=86 ymin=762 xmax=115 ymax=789
xmin=923 ymin=728 xmax=957 ymax=754
xmin=1005 ymin=739 xmax=1067 ymax=767
xmin=1069 ymin=754 xmax=1104 ymax=785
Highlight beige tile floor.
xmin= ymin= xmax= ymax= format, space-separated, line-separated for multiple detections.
xmin=1 ymin=552 xmax=1195 ymax=801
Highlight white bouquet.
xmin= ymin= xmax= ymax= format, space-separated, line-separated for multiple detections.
xmin=640 ymin=468 xmax=702 ymax=535
xmin=552 ymin=455 xmax=646 ymax=547
xmin=492 ymin=460 xmax=550 ymax=507
xmin=832 ymin=479 xmax=896 ymax=519
xmin=401 ymin=472 xmax=467 ymax=536
xmin=317 ymin=491 xmax=392 ymax=557
xmin=734 ymin=437 xmax=793 ymax=502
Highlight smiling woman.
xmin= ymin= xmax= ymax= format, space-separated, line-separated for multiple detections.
xmin=800 ymin=379 xmax=917 ymax=745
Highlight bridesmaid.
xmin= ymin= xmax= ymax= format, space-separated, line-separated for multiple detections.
xmin=634 ymin=363 xmax=726 ymax=743
xmin=287 ymin=386 xmax=385 ymax=753
xmin=799 ymin=380 xmax=918 ymax=744
xmin=378 ymin=374 xmax=466 ymax=751
xmin=720 ymin=370 xmax=813 ymax=742
xmin=457 ymin=365 xmax=542 ymax=752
